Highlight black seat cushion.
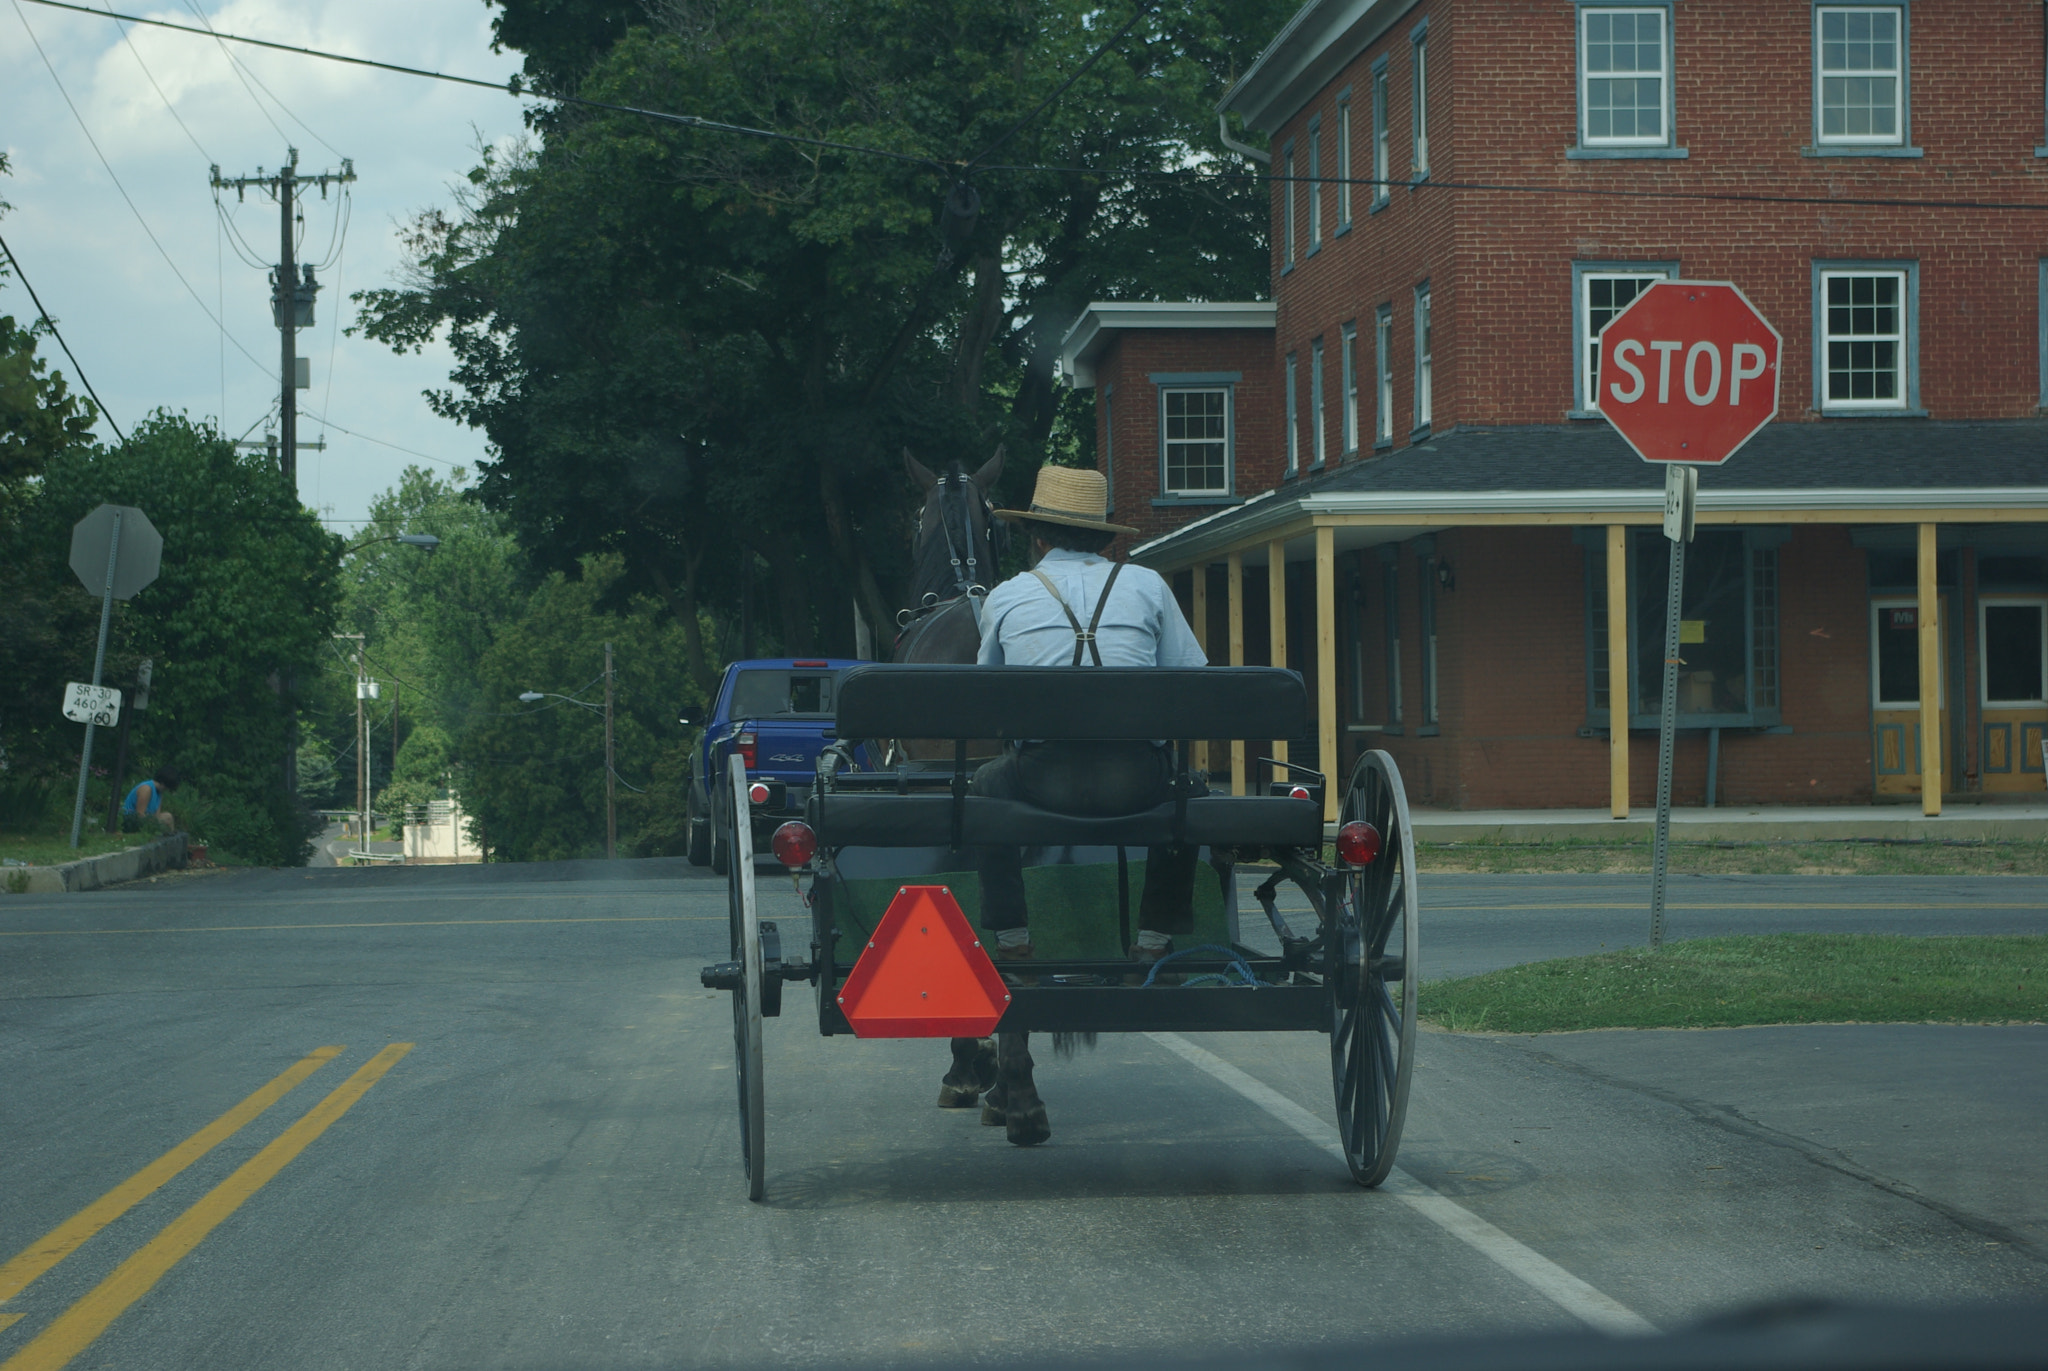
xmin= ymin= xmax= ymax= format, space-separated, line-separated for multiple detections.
xmin=811 ymin=793 xmax=1322 ymax=849
xmin=834 ymin=665 xmax=1305 ymax=743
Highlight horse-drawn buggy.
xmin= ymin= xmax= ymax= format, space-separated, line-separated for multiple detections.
xmin=699 ymin=661 xmax=1421 ymax=1201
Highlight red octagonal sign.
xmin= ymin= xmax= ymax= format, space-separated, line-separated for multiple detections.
xmin=1596 ymin=280 xmax=1781 ymax=464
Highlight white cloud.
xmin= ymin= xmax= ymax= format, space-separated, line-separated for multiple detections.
xmin=0 ymin=0 xmax=532 ymax=529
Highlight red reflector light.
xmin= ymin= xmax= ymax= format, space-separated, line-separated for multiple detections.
xmin=737 ymin=730 xmax=756 ymax=769
xmin=748 ymin=782 xmax=770 ymax=805
xmin=1336 ymin=820 xmax=1383 ymax=867
xmin=792 ymin=660 xmax=828 ymax=667
xmin=771 ymin=821 xmax=816 ymax=868
xmin=1288 ymin=785 xmax=1311 ymax=801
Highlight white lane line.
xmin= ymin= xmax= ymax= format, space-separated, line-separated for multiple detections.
xmin=1146 ymin=1031 xmax=1656 ymax=1336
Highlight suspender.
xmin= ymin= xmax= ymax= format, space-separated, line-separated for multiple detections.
xmin=1027 ymin=562 xmax=1126 ymax=666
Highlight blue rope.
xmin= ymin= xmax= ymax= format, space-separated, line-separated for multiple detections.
xmin=1141 ymin=943 xmax=1262 ymax=988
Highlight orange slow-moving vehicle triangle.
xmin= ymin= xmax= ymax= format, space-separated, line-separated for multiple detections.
xmin=837 ymin=886 xmax=1011 ymax=1038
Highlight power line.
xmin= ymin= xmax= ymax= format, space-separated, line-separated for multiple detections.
xmin=298 ymin=406 xmax=463 ymax=468
xmin=179 ymin=0 xmax=344 ymax=160
xmin=964 ymin=0 xmax=1160 ymax=172
xmin=26 ymin=0 xmax=2048 ymax=215
xmin=0 ymin=232 xmax=126 ymax=442
xmin=12 ymin=0 xmax=277 ymax=383
xmin=112 ymin=13 xmax=212 ymax=162
xmin=21 ymin=0 xmax=950 ymax=172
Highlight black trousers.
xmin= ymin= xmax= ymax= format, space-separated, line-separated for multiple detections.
xmin=971 ymin=741 xmax=1201 ymax=937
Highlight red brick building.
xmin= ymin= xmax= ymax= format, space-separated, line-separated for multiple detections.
xmin=1062 ymin=0 xmax=2048 ymax=816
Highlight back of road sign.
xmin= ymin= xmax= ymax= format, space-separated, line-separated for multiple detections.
xmin=68 ymin=504 xmax=163 ymax=601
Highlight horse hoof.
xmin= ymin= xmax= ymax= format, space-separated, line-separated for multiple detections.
xmin=937 ymin=1083 xmax=981 ymax=1108
xmin=1006 ymin=1102 xmax=1051 ymax=1147
xmin=980 ymin=1099 xmax=1006 ymax=1126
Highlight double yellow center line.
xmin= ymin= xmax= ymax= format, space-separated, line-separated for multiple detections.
xmin=0 ymin=1043 xmax=411 ymax=1371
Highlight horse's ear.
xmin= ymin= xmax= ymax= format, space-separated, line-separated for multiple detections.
xmin=904 ymin=448 xmax=937 ymax=489
xmin=971 ymin=445 xmax=1005 ymax=493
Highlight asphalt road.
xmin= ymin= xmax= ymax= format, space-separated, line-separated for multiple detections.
xmin=0 ymin=862 xmax=2042 ymax=1368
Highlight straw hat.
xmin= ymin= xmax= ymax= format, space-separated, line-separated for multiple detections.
xmin=994 ymin=466 xmax=1138 ymax=536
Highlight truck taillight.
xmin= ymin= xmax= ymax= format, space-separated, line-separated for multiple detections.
xmin=737 ymin=731 xmax=756 ymax=769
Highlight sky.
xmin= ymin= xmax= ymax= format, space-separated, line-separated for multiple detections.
xmin=0 ymin=0 xmax=530 ymax=532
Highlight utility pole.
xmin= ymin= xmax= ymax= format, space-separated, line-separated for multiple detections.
xmin=604 ymin=642 xmax=616 ymax=860
xmin=210 ymin=149 xmax=355 ymax=492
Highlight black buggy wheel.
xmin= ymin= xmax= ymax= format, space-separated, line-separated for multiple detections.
xmin=1329 ymin=749 xmax=1419 ymax=1187
xmin=725 ymin=755 xmax=766 ymax=1201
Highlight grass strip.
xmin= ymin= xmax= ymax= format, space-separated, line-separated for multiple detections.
xmin=1416 ymin=838 xmax=2048 ymax=877
xmin=1 ymin=830 xmax=157 ymax=870
xmin=1419 ymin=934 xmax=2048 ymax=1033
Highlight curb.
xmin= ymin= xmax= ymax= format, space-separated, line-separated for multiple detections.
xmin=3 ymin=833 xmax=189 ymax=894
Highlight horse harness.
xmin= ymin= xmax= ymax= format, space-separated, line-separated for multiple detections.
xmin=1026 ymin=562 xmax=1126 ymax=666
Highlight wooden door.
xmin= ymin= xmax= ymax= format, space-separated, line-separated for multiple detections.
xmin=1979 ymin=597 xmax=2048 ymax=795
xmin=1871 ymin=598 xmax=1952 ymax=797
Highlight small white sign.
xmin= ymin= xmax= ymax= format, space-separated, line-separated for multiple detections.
xmin=1662 ymin=464 xmax=1698 ymax=544
xmin=63 ymin=682 xmax=122 ymax=727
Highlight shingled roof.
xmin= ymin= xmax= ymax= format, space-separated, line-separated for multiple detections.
xmin=1130 ymin=420 xmax=2048 ymax=562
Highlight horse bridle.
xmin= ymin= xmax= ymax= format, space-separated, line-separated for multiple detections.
xmin=929 ymin=472 xmax=991 ymax=603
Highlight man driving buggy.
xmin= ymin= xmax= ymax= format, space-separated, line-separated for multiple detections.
xmin=973 ymin=466 xmax=1207 ymax=972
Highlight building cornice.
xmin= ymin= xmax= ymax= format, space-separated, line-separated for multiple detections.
xmin=1218 ymin=0 xmax=1419 ymax=135
xmin=1058 ymin=302 xmax=1276 ymax=388
xmin=1130 ymin=486 xmax=2048 ymax=566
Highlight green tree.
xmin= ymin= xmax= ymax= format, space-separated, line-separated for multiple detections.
xmin=33 ymin=414 xmax=341 ymax=863
xmin=459 ymin=554 xmax=706 ymax=861
xmin=361 ymin=0 xmax=1286 ymax=682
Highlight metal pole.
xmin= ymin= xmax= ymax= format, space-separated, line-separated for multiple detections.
xmin=1648 ymin=485 xmax=1688 ymax=951
xmin=357 ymin=650 xmax=367 ymax=861
xmin=69 ymin=512 xmax=124 ymax=848
xmin=604 ymin=642 xmax=616 ymax=860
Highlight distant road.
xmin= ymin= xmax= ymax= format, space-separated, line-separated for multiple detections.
xmin=0 ymin=862 xmax=2039 ymax=1367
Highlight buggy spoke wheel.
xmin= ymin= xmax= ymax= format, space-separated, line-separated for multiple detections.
xmin=727 ymin=755 xmax=765 ymax=1201
xmin=1330 ymin=750 xmax=1419 ymax=1187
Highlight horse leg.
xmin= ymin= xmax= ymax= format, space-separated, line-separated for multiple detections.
xmin=994 ymin=1030 xmax=1050 ymax=1146
xmin=938 ymin=1035 xmax=997 ymax=1108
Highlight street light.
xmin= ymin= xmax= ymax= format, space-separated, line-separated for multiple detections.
xmin=340 ymin=532 xmax=441 ymax=557
xmin=518 ymin=643 xmax=617 ymax=858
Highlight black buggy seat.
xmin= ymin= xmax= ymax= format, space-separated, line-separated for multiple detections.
xmin=815 ymin=665 xmax=1322 ymax=849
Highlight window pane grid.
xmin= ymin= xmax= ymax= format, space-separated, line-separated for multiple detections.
xmin=1372 ymin=69 xmax=1390 ymax=204
xmin=1412 ymin=38 xmax=1429 ymax=174
xmin=1374 ymin=307 xmax=1393 ymax=441
xmin=1308 ymin=127 xmax=1322 ymax=246
xmin=1163 ymin=389 xmax=1229 ymax=494
xmin=1583 ymin=9 xmax=1665 ymax=143
xmin=1752 ymin=548 xmax=1779 ymax=710
xmin=1336 ymin=99 xmax=1352 ymax=224
xmin=1818 ymin=7 xmax=1901 ymax=142
xmin=1414 ymin=288 xmax=1432 ymax=427
xmin=1822 ymin=271 xmax=1905 ymax=407
xmin=1341 ymin=324 xmax=1359 ymax=452
xmin=1312 ymin=338 xmax=1327 ymax=465
xmin=1583 ymin=272 xmax=1663 ymax=410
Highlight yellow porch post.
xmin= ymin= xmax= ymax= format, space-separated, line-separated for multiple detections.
xmin=1268 ymin=538 xmax=1289 ymax=772
xmin=1190 ymin=565 xmax=1211 ymax=773
xmin=1917 ymin=522 xmax=1943 ymax=816
xmin=1315 ymin=526 xmax=1339 ymax=822
xmin=1607 ymin=524 xmax=1630 ymax=819
xmin=1228 ymin=553 xmax=1246 ymax=796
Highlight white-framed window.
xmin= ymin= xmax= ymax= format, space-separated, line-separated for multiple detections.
xmin=1815 ymin=6 xmax=1905 ymax=147
xmin=1371 ymin=60 xmax=1391 ymax=209
xmin=1579 ymin=7 xmax=1671 ymax=147
xmin=1574 ymin=261 xmax=1677 ymax=413
xmin=1982 ymin=599 xmax=2048 ymax=708
xmin=1160 ymin=388 xmax=1231 ymax=496
xmin=1413 ymin=284 xmax=1433 ymax=430
xmin=1816 ymin=264 xmax=1914 ymax=412
xmin=1285 ymin=353 xmax=1300 ymax=475
xmin=1101 ymin=383 xmax=1115 ymax=514
xmin=1411 ymin=25 xmax=1430 ymax=178
xmin=1307 ymin=116 xmax=1323 ymax=250
xmin=1340 ymin=321 xmax=1359 ymax=453
xmin=1311 ymin=337 xmax=1327 ymax=468
xmin=1282 ymin=142 xmax=1297 ymax=268
xmin=1335 ymin=93 xmax=1353 ymax=227
xmin=1374 ymin=305 xmax=1394 ymax=444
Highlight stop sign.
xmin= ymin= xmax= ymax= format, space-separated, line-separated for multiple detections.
xmin=1596 ymin=281 xmax=1780 ymax=464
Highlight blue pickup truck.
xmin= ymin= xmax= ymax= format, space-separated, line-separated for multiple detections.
xmin=684 ymin=658 xmax=868 ymax=872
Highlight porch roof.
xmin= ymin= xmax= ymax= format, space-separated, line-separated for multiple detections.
xmin=1130 ymin=421 xmax=2048 ymax=567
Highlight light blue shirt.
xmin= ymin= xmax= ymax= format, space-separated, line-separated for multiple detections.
xmin=978 ymin=548 xmax=1208 ymax=668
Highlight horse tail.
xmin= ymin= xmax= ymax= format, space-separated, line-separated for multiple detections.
xmin=1050 ymin=1032 xmax=1098 ymax=1060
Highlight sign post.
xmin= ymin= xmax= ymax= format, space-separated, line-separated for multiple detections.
xmin=65 ymin=505 xmax=163 ymax=849
xmin=1596 ymin=283 xmax=1779 ymax=949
